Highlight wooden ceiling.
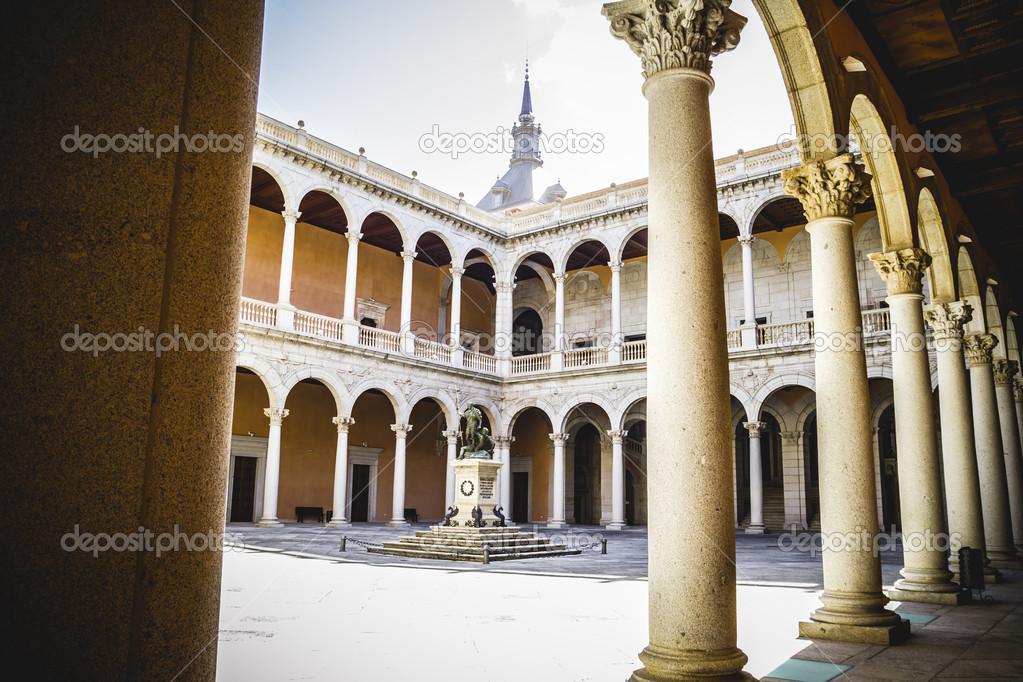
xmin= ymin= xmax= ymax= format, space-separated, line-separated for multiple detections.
xmin=848 ymin=0 xmax=1023 ymax=305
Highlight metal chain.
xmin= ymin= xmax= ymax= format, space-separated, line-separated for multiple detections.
xmin=341 ymin=534 xmax=383 ymax=549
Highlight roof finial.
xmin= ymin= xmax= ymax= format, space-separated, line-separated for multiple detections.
xmin=520 ymin=60 xmax=533 ymax=117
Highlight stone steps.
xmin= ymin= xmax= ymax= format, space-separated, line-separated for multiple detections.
xmin=367 ymin=525 xmax=582 ymax=563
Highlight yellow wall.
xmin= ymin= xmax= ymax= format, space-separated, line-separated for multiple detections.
xmin=512 ymin=409 xmax=553 ymax=522
xmin=241 ymin=206 xmax=283 ymax=302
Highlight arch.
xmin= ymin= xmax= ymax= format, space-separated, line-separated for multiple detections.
xmin=360 ymin=209 xmax=410 ymax=253
xmin=747 ymin=372 xmax=816 ymax=419
xmin=617 ymin=225 xmax=649 ymax=262
xmin=915 ymin=187 xmax=955 ymax=304
xmin=957 ymin=247 xmax=985 ymax=335
xmin=511 ymin=254 xmax=556 ymax=296
xmin=507 ymin=403 xmax=555 ymax=435
xmin=348 ymin=382 xmax=402 ymax=421
xmin=984 ymin=286 xmax=1006 ymax=359
xmin=746 ymin=194 xmax=807 ymax=237
xmin=620 ymin=396 xmax=648 ymax=430
xmin=1006 ymin=316 xmax=1020 ymax=365
xmin=461 ymin=246 xmax=503 ymax=282
xmin=558 ymin=396 xmax=619 ymax=434
xmin=559 ymin=238 xmax=612 ymax=274
xmin=412 ymin=229 xmax=455 ymax=268
xmin=280 ymin=370 xmax=346 ymax=416
xmin=251 ymin=161 xmax=295 ymax=212
xmin=296 ymin=185 xmax=354 ymax=232
xmin=234 ymin=356 xmax=286 ymax=409
xmin=849 ymin=93 xmax=914 ymax=251
xmin=402 ymin=388 xmax=457 ymax=427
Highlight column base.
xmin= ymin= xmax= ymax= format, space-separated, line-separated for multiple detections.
xmin=798 ymin=618 xmax=910 ymax=646
xmin=744 ymin=524 xmax=766 ymax=535
xmin=254 ymin=519 xmax=283 ymax=528
xmin=631 ymin=644 xmax=753 ymax=682
xmin=606 ymin=522 xmax=628 ymax=531
xmin=326 ymin=519 xmax=351 ymax=529
xmin=988 ymin=557 xmax=1023 ymax=570
xmin=546 ymin=521 xmax=567 ymax=529
xmin=386 ymin=520 xmax=410 ymax=529
xmin=886 ymin=587 xmax=968 ymax=606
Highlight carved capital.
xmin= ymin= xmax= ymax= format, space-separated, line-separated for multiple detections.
xmin=608 ymin=260 xmax=624 ymax=273
xmin=549 ymin=432 xmax=568 ymax=447
xmin=782 ymin=153 xmax=872 ymax=222
xmin=603 ymin=0 xmax=747 ymax=78
xmin=1014 ymin=377 xmax=1023 ymax=402
xmin=964 ymin=334 xmax=999 ymax=367
xmin=442 ymin=429 xmax=460 ymax=444
xmin=494 ymin=281 xmax=515 ymax=295
xmin=993 ymin=360 xmax=1019 ymax=386
xmin=737 ymin=235 xmax=754 ymax=248
xmin=345 ymin=231 xmax=363 ymax=245
xmin=744 ymin=421 xmax=766 ymax=438
xmin=400 ymin=250 xmax=418 ymax=263
xmin=264 ymin=407 xmax=289 ymax=426
xmin=869 ymin=248 xmax=931 ymax=297
xmin=332 ymin=416 xmax=355 ymax=433
xmin=449 ymin=266 xmax=464 ymax=279
xmin=607 ymin=429 xmax=627 ymax=444
xmin=281 ymin=210 xmax=301 ymax=223
xmin=923 ymin=301 xmax=973 ymax=341
xmin=553 ymin=272 xmax=567 ymax=285
xmin=780 ymin=431 xmax=801 ymax=445
xmin=495 ymin=435 xmax=516 ymax=447
xmin=391 ymin=423 xmax=413 ymax=438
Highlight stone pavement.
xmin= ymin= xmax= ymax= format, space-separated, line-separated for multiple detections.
xmin=217 ymin=523 xmax=1022 ymax=681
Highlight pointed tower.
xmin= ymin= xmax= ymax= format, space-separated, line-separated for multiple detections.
xmin=477 ymin=62 xmax=547 ymax=212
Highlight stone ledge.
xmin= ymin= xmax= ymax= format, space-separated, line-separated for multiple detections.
xmin=798 ymin=618 xmax=911 ymax=646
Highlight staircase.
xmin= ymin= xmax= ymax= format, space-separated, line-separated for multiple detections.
xmin=367 ymin=526 xmax=582 ymax=562
xmin=741 ymin=486 xmax=786 ymax=532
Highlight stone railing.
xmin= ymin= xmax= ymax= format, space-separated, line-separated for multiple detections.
xmin=564 ymin=346 xmax=609 ymax=369
xmin=359 ymin=326 xmax=401 ymax=353
xmin=295 ymin=310 xmax=343 ymax=341
xmin=510 ymin=352 xmax=552 ymax=375
xmin=622 ymin=340 xmax=646 ymax=362
xmin=240 ymin=298 xmax=277 ymax=327
xmin=861 ymin=309 xmax=891 ymax=336
xmin=757 ymin=320 xmax=814 ymax=347
xmin=727 ymin=330 xmax=742 ymax=349
xmin=463 ymin=350 xmax=498 ymax=374
xmin=413 ymin=337 xmax=452 ymax=363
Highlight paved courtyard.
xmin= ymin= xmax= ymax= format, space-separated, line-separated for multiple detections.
xmin=217 ymin=523 xmax=1022 ymax=681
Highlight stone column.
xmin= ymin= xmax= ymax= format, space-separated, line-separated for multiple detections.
xmin=871 ymin=250 xmax=962 ymax=604
xmin=256 ymin=408 xmax=289 ymax=528
xmin=548 ymin=433 xmax=567 ymax=528
xmin=399 ymin=250 xmax=417 ymax=352
xmin=341 ymin=231 xmax=362 ymax=343
xmin=554 ymin=271 xmax=566 ymax=351
xmin=277 ymin=210 xmax=301 ymax=329
xmin=387 ymin=423 xmax=413 ymax=528
xmin=924 ymin=302 xmax=989 ymax=576
xmin=449 ymin=267 xmax=464 ymax=347
xmin=326 ymin=417 xmax=355 ymax=528
xmin=744 ymin=421 xmax=766 ymax=534
xmin=609 ymin=260 xmax=623 ymax=363
xmin=992 ymin=360 xmax=1023 ymax=550
xmin=443 ymin=429 xmax=459 ymax=509
xmin=607 ymin=430 xmax=627 ymax=530
xmin=1015 ymin=378 xmax=1023 ymax=455
xmin=783 ymin=154 xmax=907 ymax=643
xmin=604 ymin=2 xmax=755 ymax=678
xmin=739 ymin=235 xmax=756 ymax=325
xmin=496 ymin=436 xmax=515 ymax=520
xmin=779 ymin=431 xmax=806 ymax=530
xmin=965 ymin=335 xmax=1022 ymax=568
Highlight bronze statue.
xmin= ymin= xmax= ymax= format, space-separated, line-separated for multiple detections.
xmin=493 ymin=505 xmax=506 ymax=528
xmin=442 ymin=506 xmax=458 ymax=527
xmin=457 ymin=404 xmax=494 ymax=459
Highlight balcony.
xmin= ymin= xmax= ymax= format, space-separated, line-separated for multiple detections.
xmin=238 ymin=297 xmax=892 ymax=378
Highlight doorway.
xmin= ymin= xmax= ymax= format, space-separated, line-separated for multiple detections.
xmin=512 ymin=471 xmax=529 ymax=522
xmin=230 ymin=456 xmax=257 ymax=522
xmin=350 ymin=464 xmax=371 ymax=522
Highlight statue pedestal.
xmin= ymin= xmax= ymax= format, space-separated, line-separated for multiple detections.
xmin=452 ymin=458 xmax=504 ymax=526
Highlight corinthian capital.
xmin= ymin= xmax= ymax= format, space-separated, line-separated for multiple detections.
xmin=993 ymin=360 xmax=1019 ymax=386
xmin=332 ymin=416 xmax=355 ymax=433
xmin=264 ymin=407 xmax=290 ymax=426
xmin=869 ymin=248 xmax=931 ymax=297
xmin=782 ymin=153 xmax=872 ymax=222
xmin=923 ymin=301 xmax=972 ymax=341
xmin=964 ymin=334 xmax=999 ymax=367
xmin=391 ymin=423 xmax=414 ymax=438
xmin=602 ymin=0 xmax=747 ymax=78
xmin=743 ymin=421 xmax=766 ymax=438
xmin=1014 ymin=377 xmax=1023 ymax=402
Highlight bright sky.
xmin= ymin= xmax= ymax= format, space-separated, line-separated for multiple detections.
xmin=257 ymin=0 xmax=795 ymax=204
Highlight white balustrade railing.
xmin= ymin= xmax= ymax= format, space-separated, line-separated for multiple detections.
xmin=727 ymin=330 xmax=742 ymax=349
xmin=756 ymin=320 xmax=814 ymax=347
xmin=294 ymin=311 xmax=343 ymax=341
xmin=240 ymin=298 xmax=277 ymax=326
xmin=861 ymin=309 xmax=891 ymax=335
xmin=462 ymin=350 xmax=497 ymax=373
xmin=413 ymin=337 xmax=453 ymax=363
xmin=563 ymin=346 xmax=609 ymax=368
xmin=622 ymin=340 xmax=646 ymax=362
xmin=510 ymin=353 xmax=552 ymax=375
xmin=359 ymin=326 xmax=401 ymax=353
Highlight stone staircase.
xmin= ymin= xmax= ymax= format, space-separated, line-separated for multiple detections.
xmin=367 ymin=526 xmax=582 ymax=563
xmin=741 ymin=486 xmax=786 ymax=531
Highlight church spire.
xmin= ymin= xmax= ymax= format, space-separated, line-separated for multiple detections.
xmin=520 ymin=60 xmax=532 ymax=117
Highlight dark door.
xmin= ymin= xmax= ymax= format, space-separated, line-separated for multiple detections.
xmin=512 ymin=472 xmax=529 ymax=522
xmin=230 ymin=456 xmax=257 ymax=522
xmin=350 ymin=464 xmax=370 ymax=522
xmin=625 ymin=470 xmax=635 ymax=526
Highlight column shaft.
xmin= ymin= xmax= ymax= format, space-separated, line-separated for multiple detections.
xmin=744 ymin=422 xmax=766 ymax=534
xmin=277 ymin=211 xmax=299 ymax=306
xmin=740 ymin=236 xmax=756 ymax=325
xmin=327 ymin=417 xmax=354 ymax=528
xmin=993 ymin=361 xmax=1023 ymax=549
xmin=554 ymin=273 xmax=566 ymax=351
xmin=443 ymin=430 xmax=458 ymax=509
xmin=966 ymin=336 xmax=1021 ymax=567
xmin=548 ymin=433 xmax=566 ymax=528
xmin=387 ymin=424 xmax=412 ymax=528
xmin=449 ymin=269 xmax=463 ymax=347
xmin=608 ymin=430 xmax=627 ymax=529
xmin=256 ymin=408 xmax=288 ymax=528
xmin=399 ymin=251 xmax=416 ymax=334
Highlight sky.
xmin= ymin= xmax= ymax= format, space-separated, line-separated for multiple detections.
xmin=256 ymin=0 xmax=796 ymax=204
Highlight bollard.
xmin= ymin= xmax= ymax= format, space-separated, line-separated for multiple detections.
xmin=339 ymin=535 xmax=346 ymax=552
xmin=483 ymin=544 xmax=490 ymax=564
xmin=601 ymin=538 xmax=607 ymax=555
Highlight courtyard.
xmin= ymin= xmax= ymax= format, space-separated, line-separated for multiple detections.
xmin=217 ymin=525 xmax=1023 ymax=681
